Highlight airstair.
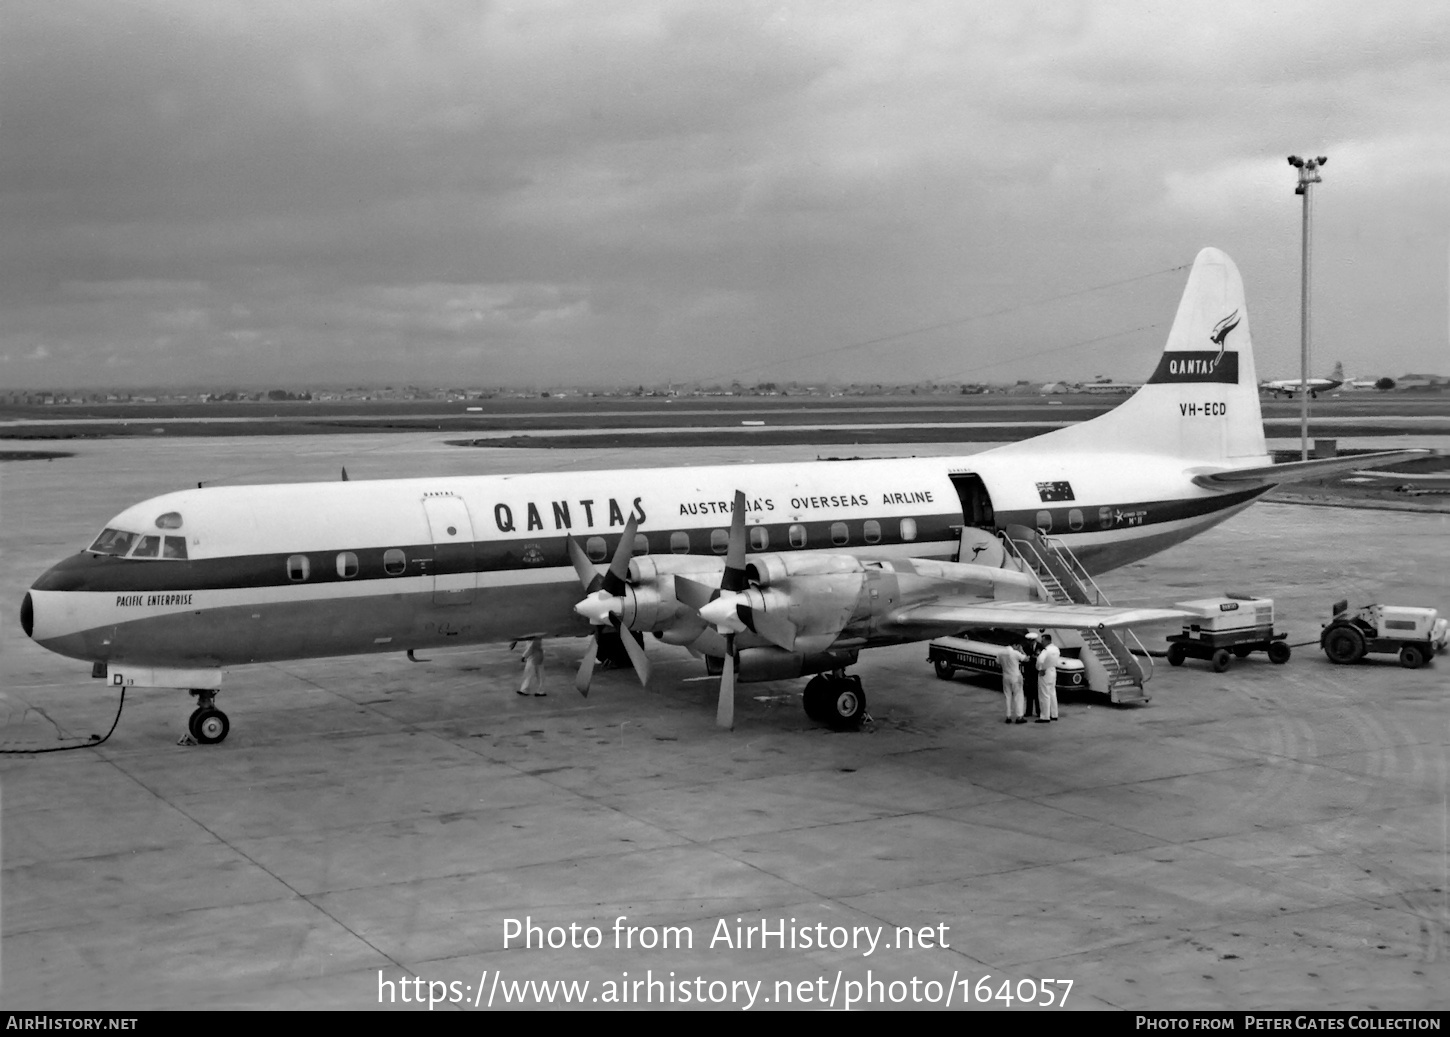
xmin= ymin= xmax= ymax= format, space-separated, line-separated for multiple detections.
xmin=997 ymin=525 xmax=1154 ymax=704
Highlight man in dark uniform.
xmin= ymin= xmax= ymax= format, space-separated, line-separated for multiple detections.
xmin=1021 ymin=634 xmax=1041 ymax=720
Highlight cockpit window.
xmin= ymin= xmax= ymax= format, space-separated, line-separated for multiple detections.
xmin=155 ymin=512 xmax=183 ymax=530
xmin=163 ymin=536 xmax=188 ymax=559
xmin=89 ymin=529 xmax=138 ymax=556
xmin=131 ymin=535 xmax=162 ymax=558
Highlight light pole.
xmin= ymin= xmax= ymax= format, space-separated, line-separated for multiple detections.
xmin=1288 ymin=154 xmax=1326 ymax=461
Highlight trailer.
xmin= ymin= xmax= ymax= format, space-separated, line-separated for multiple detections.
xmin=1320 ymin=601 xmax=1448 ymax=668
xmin=1165 ymin=595 xmax=1290 ymax=673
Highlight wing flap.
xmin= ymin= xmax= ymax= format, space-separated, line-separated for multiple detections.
xmin=891 ymin=599 xmax=1189 ymax=637
xmin=1189 ymin=448 xmax=1432 ymax=488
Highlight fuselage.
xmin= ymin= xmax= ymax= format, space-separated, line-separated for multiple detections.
xmin=22 ymin=246 xmax=1281 ymax=684
xmin=23 ymin=446 xmax=1267 ymax=669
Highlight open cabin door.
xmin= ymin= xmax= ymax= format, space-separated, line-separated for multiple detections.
xmin=421 ymin=494 xmax=476 ymax=606
xmin=948 ymin=472 xmax=1004 ymax=566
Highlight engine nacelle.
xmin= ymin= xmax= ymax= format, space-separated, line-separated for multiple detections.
xmin=745 ymin=552 xmax=862 ymax=587
xmin=621 ymin=554 xmax=727 ymax=632
xmin=710 ymin=647 xmax=860 ymax=683
xmin=628 ymin=555 xmax=726 ymax=583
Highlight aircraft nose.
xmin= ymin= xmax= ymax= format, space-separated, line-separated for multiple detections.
xmin=21 ymin=591 xmax=34 ymax=639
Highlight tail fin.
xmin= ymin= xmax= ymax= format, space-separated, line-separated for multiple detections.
xmin=1003 ymin=247 xmax=1268 ymax=465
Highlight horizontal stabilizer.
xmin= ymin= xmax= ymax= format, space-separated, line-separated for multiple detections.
xmin=1189 ymin=449 xmax=1433 ymax=488
xmin=891 ymin=600 xmax=1189 ymax=637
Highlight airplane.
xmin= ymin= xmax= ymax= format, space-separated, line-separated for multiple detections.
xmin=1260 ymin=362 xmax=1345 ymax=398
xmin=20 ymin=248 xmax=1429 ymax=742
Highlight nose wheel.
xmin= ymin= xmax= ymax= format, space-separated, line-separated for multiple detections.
xmin=186 ymin=690 xmax=230 ymax=745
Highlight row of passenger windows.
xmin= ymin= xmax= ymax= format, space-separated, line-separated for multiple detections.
xmin=287 ymin=549 xmax=407 ymax=582
xmin=282 ymin=518 xmax=924 ymax=581
xmin=580 ymin=518 xmax=918 ymax=562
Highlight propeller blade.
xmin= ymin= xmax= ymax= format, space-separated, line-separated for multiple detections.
xmin=672 ymin=575 xmax=717 ymax=613
xmin=566 ymin=536 xmax=598 ymax=593
xmin=602 ymin=513 xmax=638 ymax=596
xmin=716 ymin=635 xmax=735 ymax=729
xmin=689 ymin=627 xmax=731 ymax=659
xmin=617 ymin=626 xmax=652 ymax=687
xmin=722 ymin=490 xmax=748 ymax=592
xmin=574 ymin=636 xmax=599 ymax=696
xmin=742 ymin=606 xmax=797 ymax=651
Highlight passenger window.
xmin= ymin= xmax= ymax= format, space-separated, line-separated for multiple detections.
xmin=863 ymin=520 xmax=881 ymax=545
xmin=788 ymin=524 xmax=807 ymax=548
xmin=710 ymin=529 xmax=729 ymax=554
xmin=383 ymin=548 xmax=407 ymax=575
xmin=670 ymin=531 xmax=690 ymax=554
xmin=1068 ymin=509 xmax=1084 ymax=532
xmin=287 ymin=554 xmax=310 ymax=581
xmin=899 ymin=518 xmax=917 ymax=542
xmin=831 ymin=522 xmax=849 ymax=546
xmin=586 ymin=537 xmax=607 ymax=562
xmin=633 ymin=533 xmax=649 ymax=556
xmin=163 ymin=536 xmax=188 ymax=559
xmin=337 ymin=551 xmax=359 ymax=578
xmin=1035 ymin=510 xmax=1052 ymax=533
xmin=749 ymin=526 xmax=769 ymax=551
xmin=132 ymin=535 xmax=161 ymax=558
xmin=89 ymin=529 xmax=137 ymax=556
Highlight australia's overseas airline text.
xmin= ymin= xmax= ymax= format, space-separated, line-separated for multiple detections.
xmin=490 ymin=489 xmax=938 ymax=531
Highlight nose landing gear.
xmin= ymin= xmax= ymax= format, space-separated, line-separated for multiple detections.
xmin=184 ymin=689 xmax=230 ymax=745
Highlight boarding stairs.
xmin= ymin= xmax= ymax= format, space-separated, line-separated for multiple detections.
xmin=997 ymin=526 xmax=1153 ymax=704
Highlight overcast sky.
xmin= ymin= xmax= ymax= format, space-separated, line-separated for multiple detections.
xmin=3 ymin=1 xmax=1447 ymax=390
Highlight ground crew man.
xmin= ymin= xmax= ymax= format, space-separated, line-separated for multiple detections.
xmin=1037 ymin=634 xmax=1061 ymax=722
xmin=997 ymin=642 xmax=1027 ymax=723
xmin=513 ymin=637 xmax=546 ymax=696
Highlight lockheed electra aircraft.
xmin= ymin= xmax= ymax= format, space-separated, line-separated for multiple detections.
xmin=21 ymin=248 xmax=1423 ymax=742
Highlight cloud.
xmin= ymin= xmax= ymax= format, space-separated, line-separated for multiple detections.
xmin=1 ymin=1 xmax=1446 ymax=387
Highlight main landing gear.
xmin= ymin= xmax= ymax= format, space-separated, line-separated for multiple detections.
xmin=185 ymin=689 xmax=230 ymax=745
xmin=801 ymin=671 xmax=868 ymax=731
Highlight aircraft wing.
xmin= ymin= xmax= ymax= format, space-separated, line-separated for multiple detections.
xmin=1189 ymin=448 xmax=1433 ymax=488
xmin=888 ymin=599 xmax=1190 ymax=638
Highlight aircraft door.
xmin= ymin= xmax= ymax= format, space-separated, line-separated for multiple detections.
xmin=421 ymin=495 xmax=476 ymax=606
xmin=948 ymin=473 xmax=1005 ymax=565
xmin=950 ymin=473 xmax=996 ymax=529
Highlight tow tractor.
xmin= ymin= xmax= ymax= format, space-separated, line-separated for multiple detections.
xmin=1320 ymin=601 xmax=1448 ymax=668
xmin=1165 ymin=595 xmax=1291 ymax=672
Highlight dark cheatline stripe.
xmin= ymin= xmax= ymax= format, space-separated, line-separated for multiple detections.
xmin=995 ymin=485 xmax=1267 ymax=536
xmin=30 ymin=514 xmax=963 ymax=594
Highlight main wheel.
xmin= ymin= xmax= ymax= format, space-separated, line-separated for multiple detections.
xmin=187 ymin=707 xmax=206 ymax=740
xmin=192 ymin=707 xmax=230 ymax=745
xmin=1323 ymin=625 xmax=1366 ymax=665
xmin=1267 ymin=640 xmax=1291 ymax=664
xmin=1399 ymin=644 xmax=1426 ymax=669
xmin=1210 ymin=648 xmax=1232 ymax=673
xmin=801 ymin=674 xmax=830 ymax=722
xmin=823 ymin=677 xmax=866 ymax=731
xmin=1167 ymin=643 xmax=1187 ymax=667
xmin=932 ymin=658 xmax=955 ymax=681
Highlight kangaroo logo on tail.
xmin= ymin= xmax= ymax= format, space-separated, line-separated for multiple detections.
xmin=1209 ymin=310 xmax=1240 ymax=365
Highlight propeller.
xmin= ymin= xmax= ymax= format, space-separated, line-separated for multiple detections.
xmin=675 ymin=491 xmax=748 ymax=728
xmin=568 ymin=513 xmax=651 ymax=695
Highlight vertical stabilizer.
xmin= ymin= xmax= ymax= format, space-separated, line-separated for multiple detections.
xmin=1000 ymin=247 xmax=1268 ymax=465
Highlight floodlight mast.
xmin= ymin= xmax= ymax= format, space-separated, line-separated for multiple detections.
xmin=1288 ymin=154 xmax=1327 ymax=461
